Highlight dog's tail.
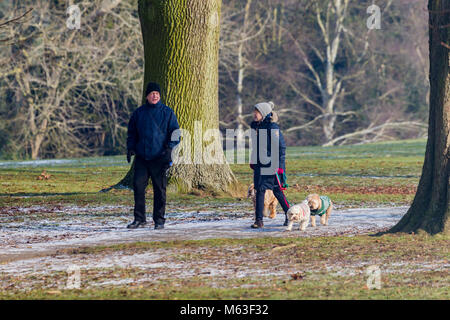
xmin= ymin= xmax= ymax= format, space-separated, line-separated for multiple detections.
xmin=247 ymin=184 xmax=254 ymax=198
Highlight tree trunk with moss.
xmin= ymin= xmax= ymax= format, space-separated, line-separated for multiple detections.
xmin=115 ymin=0 xmax=237 ymax=193
xmin=389 ymin=0 xmax=449 ymax=235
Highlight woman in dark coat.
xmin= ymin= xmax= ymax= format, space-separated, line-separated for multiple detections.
xmin=250 ymin=101 xmax=290 ymax=228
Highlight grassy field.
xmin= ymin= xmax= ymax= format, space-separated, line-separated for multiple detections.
xmin=1 ymin=234 xmax=448 ymax=299
xmin=0 ymin=138 xmax=425 ymax=207
xmin=0 ymin=138 xmax=449 ymax=300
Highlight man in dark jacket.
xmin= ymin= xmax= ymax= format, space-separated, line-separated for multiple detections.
xmin=126 ymin=82 xmax=180 ymax=230
xmin=250 ymin=101 xmax=290 ymax=228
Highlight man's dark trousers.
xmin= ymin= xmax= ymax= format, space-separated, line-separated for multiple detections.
xmin=133 ymin=155 xmax=168 ymax=225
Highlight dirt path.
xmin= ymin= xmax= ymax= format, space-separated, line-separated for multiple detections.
xmin=0 ymin=204 xmax=407 ymax=263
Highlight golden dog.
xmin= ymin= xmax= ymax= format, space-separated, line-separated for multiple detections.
xmin=247 ymin=184 xmax=278 ymax=219
xmin=306 ymin=194 xmax=333 ymax=226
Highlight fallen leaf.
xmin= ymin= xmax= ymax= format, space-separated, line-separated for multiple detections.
xmin=271 ymin=243 xmax=297 ymax=253
xmin=290 ymin=273 xmax=304 ymax=281
xmin=47 ymin=290 xmax=62 ymax=294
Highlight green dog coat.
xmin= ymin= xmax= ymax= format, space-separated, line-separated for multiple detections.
xmin=310 ymin=196 xmax=331 ymax=216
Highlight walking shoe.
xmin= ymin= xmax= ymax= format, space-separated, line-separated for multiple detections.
xmin=127 ymin=221 xmax=147 ymax=229
xmin=154 ymin=224 xmax=165 ymax=230
xmin=251 ymin=220 xmax=264 ymax=229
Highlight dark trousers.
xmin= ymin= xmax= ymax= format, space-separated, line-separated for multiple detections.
xmin=133 ymin=156 xmax=168 ymax=225
xmin=255 ymin=186 xmax=290 ymax=221
xmin=253 ymin=168 xmax=290 ymax=221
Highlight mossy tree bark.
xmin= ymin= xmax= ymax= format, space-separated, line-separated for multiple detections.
xmin=389 ymin=0 xmax=449 ymax=235
xmin=115 ymin=0 xmax=237 ymax=193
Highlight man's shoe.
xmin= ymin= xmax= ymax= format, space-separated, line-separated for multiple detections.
xmin=251 ymin=220 xmax=264 ymax=229
xmin=127 ymin=221 xmax=147 ymax=229
xmin=154 ymin=224 xmax=165 ymax=230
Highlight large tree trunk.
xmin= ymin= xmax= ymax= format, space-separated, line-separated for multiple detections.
xmin=389 ymin=0 xmax=449 ymax=235
xmin=115 ymin=0 xmax=237 ymax=193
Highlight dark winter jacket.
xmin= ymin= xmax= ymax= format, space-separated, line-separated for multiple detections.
xmin=250 ymin=112 xmax=286 ymax=172
xmin=127 ymin=100 xmax=180 ymax=161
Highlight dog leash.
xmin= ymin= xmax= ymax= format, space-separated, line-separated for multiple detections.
xmin=275 ymin=172 xmax=291 ymax=207
xmin=275 ymin=172 xmax=289 ymax=190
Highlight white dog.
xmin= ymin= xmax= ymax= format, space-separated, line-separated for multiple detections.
xmin=286 ymin=200 xmax=311 ymax=231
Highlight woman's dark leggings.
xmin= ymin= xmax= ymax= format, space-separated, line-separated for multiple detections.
xmin=254 ymin=172 xmax=290 ymax=222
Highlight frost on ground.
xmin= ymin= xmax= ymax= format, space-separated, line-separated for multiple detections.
xmin=0 ymin=204 xmax=448 ymax=292
xmin=0 ymin=204 xmax=407 ymax=259
xmin=2 ymin=242 xmax=448 ymax=291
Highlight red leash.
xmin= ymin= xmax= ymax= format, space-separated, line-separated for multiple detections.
xmin=275 ymin=173 xmax=290 ymax=208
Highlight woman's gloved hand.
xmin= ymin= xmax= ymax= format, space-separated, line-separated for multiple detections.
xmin=277 ymin=168 xmax=288 ymax=189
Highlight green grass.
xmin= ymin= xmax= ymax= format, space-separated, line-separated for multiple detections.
xmin=2 ymin=138 xmax=446 ymax=300
xmin=1 ymin=271 xmax=448 ymax=300
xmin=0 ymin=139 xmax=425 ymax=207
xmin=58 ymin=232 xmax=450 ymax=261
xmin=1 ymin=233 xmax=448 ymax=300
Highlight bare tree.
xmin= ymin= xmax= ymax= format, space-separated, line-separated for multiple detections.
xmin=119 ymin=0 xmax=238 ymax=193
xmin=0 ymin=8 xmax=33 ymax=44
xmin=281 ymin=0 xmax=355 ymax=143
xmin=0 ymin=1 xmax=142 ymax=159
xmin=219 ymin=0 xmax=270 ymax=146
xmin=275 ymin=0 xmax=428 ymax=146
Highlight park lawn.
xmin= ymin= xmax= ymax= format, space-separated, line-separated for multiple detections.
xmin=2 ymin=271 xmax=448 ymax=300
xmin=0 ymin=139 xmax=424 ymax=208
xmin=0 ymin=233 xmax=448 ymax=299
xmin=2 ymin=139 xmax=446 ymax=300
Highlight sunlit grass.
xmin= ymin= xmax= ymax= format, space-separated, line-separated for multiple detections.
xmin=0 ymin=139 xmax=425 ymax=207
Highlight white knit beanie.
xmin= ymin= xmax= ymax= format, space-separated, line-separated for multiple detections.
xmin=254 ymin=101 xmax=274 ymax=119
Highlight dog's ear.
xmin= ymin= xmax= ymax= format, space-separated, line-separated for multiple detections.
xmin=307 ymin=198 xmax=315 ymax=208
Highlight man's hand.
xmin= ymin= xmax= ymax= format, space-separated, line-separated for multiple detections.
xmin=160 ymin=147 xmax=172 ymax=164
xmin=164 ymin=161 xmax=173 ymax=177
xmin=127 ymin=150 xmax=135 ymax=163
xmin=277 ymin=168 xmax=284 ymax=175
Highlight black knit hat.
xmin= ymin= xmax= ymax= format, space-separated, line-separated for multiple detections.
xmin=145 ymin=82 xmax=161 ymax=96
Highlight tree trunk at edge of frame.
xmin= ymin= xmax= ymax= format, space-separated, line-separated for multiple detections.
xmin=389 ymin=0 xmax=449 ymax=235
